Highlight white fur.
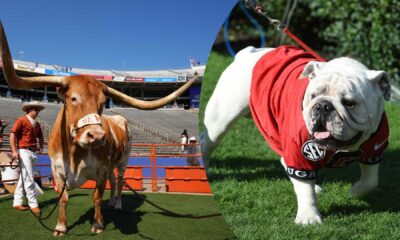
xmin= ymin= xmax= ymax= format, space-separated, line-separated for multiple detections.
xmin=201 ymin=47 xmax=272 ymax=166
xmin=107 ymin=115 xmax=128 ymax=148
xmin=283 ymin=158 xmax=323 ymax=225
xmin=351 ymin=163 xmax=379 ymax=198
xmin=51 ymin=152 xmax=66 ymax=191
xmin=54 ymin=222 xmax=67 ymax=235
xmin=290 ymin=177 xmax=322 ymax=224
xmin=301 ymin=57 xmax=386 ymax=150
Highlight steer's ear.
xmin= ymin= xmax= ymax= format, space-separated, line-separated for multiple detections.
xmin=56 ymin=77 xmax=70 ymax=101
xmin=101 ymin=82 xmax=108 ymax=94
xmin=57 ymin=86 xmax=67 ymax=100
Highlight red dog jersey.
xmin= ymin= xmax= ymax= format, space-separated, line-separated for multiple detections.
xmin=249 ymin=46 xmax=389 ymax=180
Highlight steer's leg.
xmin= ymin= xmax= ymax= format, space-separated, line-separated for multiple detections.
xmin=91 ymin=174 xmax=106 ymax=233
xmin=115 ymin=160 xmax=128 ymax=210
xmin=115 ymin=135 xmax=130 ymax=210
xmin=108 ymin=169 xmax=116 ymax=207
xmin=53 ymin=176 xmax=69 ymax=237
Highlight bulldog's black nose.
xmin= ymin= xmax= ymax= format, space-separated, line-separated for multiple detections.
xmin=315 ymin=100 xmax=334 ymax=115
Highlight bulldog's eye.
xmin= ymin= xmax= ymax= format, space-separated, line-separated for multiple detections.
xmin=342 ymin=99 xmax=356 ymax=109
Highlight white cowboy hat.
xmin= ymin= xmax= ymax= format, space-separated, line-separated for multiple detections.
xmin=22 ymin=101 xmax=45 ymax=112
xmin=189 ymin=137 xmax=197 ymax=142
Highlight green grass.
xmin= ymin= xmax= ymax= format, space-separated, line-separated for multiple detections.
xmin=199 ymin=51 xmax=400 ymax=240
xmin=0 ymin=189 xmax=236 ymax=239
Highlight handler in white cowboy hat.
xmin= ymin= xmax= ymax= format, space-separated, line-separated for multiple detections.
xmin=9 ymin=101 xmax=45 ymax=214
xmin=186 ymin=136 xmax=200 ymax=166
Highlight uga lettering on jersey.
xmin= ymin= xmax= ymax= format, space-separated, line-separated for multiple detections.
xmin=302 ymin=140 xmax=326 ymax=161
xmin=287 ymin=167 xmax=316 ymax=180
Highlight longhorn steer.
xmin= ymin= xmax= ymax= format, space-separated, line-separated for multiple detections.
xmin=0 ymin=22 xmax=196 ymax=236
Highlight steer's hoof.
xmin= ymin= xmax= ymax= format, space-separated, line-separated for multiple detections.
xmin=108 ymin=198 xmax=116 ymax=207
xmin=115 ymin=200 xmax=122 ymax=210
xmin=53 ymin=230 xmax=66 ymax=237
xmin=91 ymin=223 xmax=105 ymax=234
xmin=53 ymin=224 xmax=67 ymax=237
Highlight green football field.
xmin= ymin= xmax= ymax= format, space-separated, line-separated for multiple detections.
xmin=0 ymin=189 xmax=236 ymax=239
xmin=199 ymin=51 xmax=400 ymax=240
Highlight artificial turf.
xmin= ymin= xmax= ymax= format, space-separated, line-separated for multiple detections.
xmin=199 ymin=51 xmax=400 ymax=240
xmin=0 ymin=189 xmax=236 ymax=239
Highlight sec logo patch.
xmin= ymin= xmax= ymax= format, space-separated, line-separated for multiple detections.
xmin=302 ymin=140 xmax=326 ymax=161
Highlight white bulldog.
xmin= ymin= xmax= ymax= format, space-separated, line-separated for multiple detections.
xmin=201 ymin=45 xmax=392 ymax=224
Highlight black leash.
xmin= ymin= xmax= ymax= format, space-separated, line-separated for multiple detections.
xmin=123 ymin=181 xmax=222 ymax=219
xmin=16 ymin=172 xmax=220 ymax=234
xmin=15 ymin=155 xmax=68 ymax=234
xmin=11 ymin=148 xmax=220 ymax=235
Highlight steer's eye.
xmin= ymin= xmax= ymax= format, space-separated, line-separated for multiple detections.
xmin=71 ymin=97 xmax=77 ymax=102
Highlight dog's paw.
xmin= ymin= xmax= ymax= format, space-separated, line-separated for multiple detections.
xmin=350 ymin=180 xmax=377 ymax=198
xmin=295 ymin=209 xmax=322 ymax=225
xmin=314 ymin=184 xmax=323 ymax=194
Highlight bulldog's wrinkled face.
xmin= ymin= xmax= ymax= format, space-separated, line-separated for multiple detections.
xmin=301 ymin=57 xmax=390 ymax=150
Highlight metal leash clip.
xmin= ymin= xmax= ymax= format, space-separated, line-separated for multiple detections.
xmin=243 ymin=0 xmax=286 ymax=31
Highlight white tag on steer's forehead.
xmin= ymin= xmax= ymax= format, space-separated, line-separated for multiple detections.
xmin=77 ymin=114 xmax=102 ymax=128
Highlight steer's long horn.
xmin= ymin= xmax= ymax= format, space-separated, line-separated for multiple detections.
xmin=106 ymin=75 xmax=198 ymax=110
xmin=0 ymin=22 xmax=64 ymax=89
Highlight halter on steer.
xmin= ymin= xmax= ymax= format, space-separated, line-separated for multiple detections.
xmin=70 ymin=113 xmax=103 ymax=138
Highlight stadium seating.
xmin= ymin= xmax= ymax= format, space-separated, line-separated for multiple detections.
xmin=110 ymin=108 xmax=199 ymax=154
xmin=111 ymin=108 xmax=199 ymax=139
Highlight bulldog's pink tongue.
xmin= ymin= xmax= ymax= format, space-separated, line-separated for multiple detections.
xmin=314 ymin=131 xmax=331 ymax=139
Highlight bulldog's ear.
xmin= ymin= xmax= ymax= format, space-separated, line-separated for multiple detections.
xmin=300 ymin=61 xmax=326 ymax=79
xmin=366 ymin=70 xmax=391 ymax=101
